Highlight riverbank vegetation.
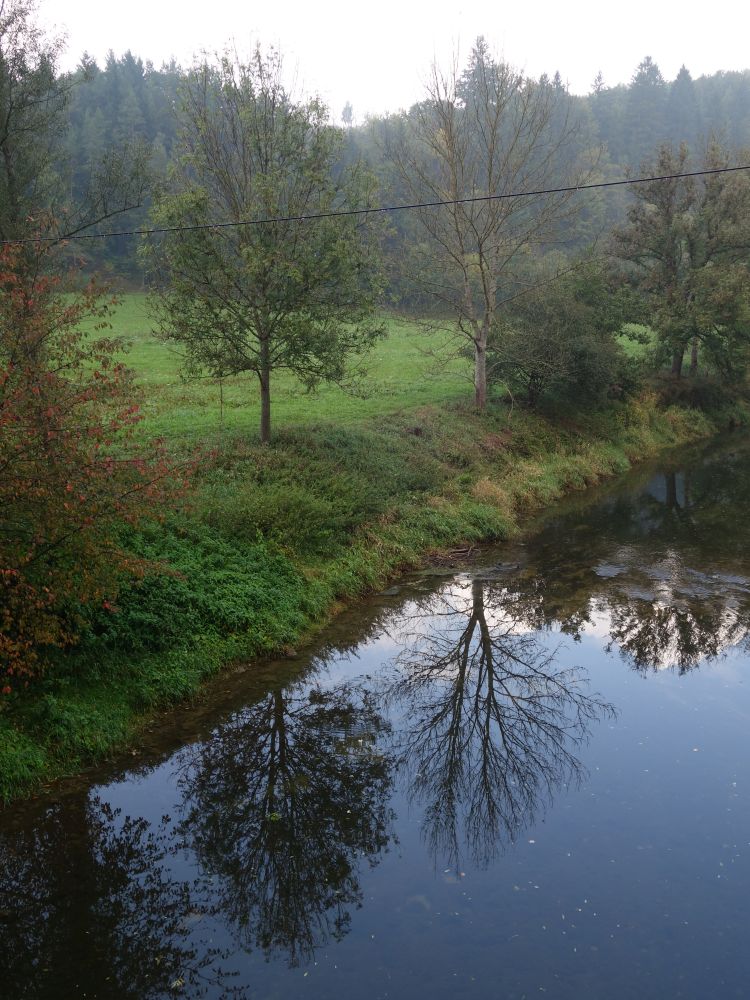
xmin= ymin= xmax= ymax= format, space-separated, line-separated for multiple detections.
xmin=2 ymin=2 xmax=750 ymax=801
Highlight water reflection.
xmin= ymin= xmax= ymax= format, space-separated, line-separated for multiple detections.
xmin=0 ymin=681 xmax=394 ymax=993
xmin=0 ymin=800 xmax=240 ymax=999
xmin=4 ymin=438 xmax=750 ymax=998
xmin=602 ymin=585 xmax=749 ymax=671
xmin=478 ymin=449 xmax=750 ymax=674
xmin=0 ymin=584 xmax=612 ymax=993
xmin=172 ymin=681 xmax=394 ymax=965
xmin=384 ymin=579 xmax=613 ymax=867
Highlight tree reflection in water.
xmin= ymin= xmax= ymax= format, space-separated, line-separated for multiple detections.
xmin=490 ymin=455 xmax=750 ymax=674
xmin=173 ymin=680 xmax=394 ymax=966
xmin=603 ymin=588 xmax=750 ymax=672
xmin=0 ymin=799 xmax=244 ymax=999
xmin=0 ymin=680 xmax=394 ymax=992
xmin=383 ymin=578 xmax=614 ymax=867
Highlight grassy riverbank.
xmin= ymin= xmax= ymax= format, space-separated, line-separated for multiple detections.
xmin=0 ymin=299 xmax=743 ymax=803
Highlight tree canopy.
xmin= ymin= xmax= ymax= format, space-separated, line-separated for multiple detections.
xmin=144 ymin=48 xmax=384 ymax=443
xmin=614 ymin=142 xmax=750 ymax=379
xmin=386 ymin=38 xmax=595 ymax=409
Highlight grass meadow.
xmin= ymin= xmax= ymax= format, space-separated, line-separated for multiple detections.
xmin=102 ymin=294 xmax=472 ymax=442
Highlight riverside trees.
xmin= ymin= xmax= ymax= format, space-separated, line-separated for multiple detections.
xmin=0 ymin=0 xmax=66 ymax=242
xmin=144 ymin=48 xmax=384 ymax=444
xmin=0 ymin=246 xmax=186 ymax=684
xmin=0 ymin=1 xmax=182 ymax=686
xmin=614 ymin=142 xmax=750 ymax=380
xmin=0 ymin=0 xmax=149 ymax=247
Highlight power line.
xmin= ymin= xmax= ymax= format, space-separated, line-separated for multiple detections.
xmin=3 ymin=164 xmax=750 ymax=247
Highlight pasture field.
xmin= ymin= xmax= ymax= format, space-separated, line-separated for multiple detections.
xmin=102 ymin=294 xmax=472 ymax=442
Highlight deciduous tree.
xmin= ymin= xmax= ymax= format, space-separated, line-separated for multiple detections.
xmin=386 ymin=38 xmax=596 ymax=409
xmin=613 ymin=142 xmax=750 ymax=379
xmin=0 ymin=245 xmax=186 ymax=684
xmin=0 ymin=2 xmax=180 ymax=687
xmin=488 ymin=259 xmax=639 ymax=409
xmin=144 ymin=48 xmax=384 ymax=444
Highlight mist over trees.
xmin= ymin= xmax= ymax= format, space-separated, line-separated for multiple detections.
xmin=2 ymin=0 xmax=750 ymax=686
xmin=56 ymin=42 xmax=750 ymax=288
xmin=4 ymin=8 xmax=750 ymax=412
xmin=51 ymin=41 xmax=750 ymax=398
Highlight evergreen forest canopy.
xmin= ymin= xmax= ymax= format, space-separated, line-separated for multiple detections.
xmin=60 ymin=45 xmax=750 ymax=282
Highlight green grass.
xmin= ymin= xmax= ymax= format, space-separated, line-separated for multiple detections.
xmin=1 ymin=296 xmax=740 ymax=804
xmin=100 ymin=294 xmax=471 ymax=441
xmin=618 ymin=322 xmax=657 ymax=359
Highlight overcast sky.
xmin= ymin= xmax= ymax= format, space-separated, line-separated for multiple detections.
xmin=42 ymin=0 xmax=749 ymax=120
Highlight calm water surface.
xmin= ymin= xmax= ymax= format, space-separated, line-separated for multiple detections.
xmin=3 ymin=436 xmax=750 ymax=999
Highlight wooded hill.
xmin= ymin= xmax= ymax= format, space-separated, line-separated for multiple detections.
xmin=62 ymin=48 xmax=750 ymax=283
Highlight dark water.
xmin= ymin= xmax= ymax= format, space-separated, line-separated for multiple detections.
xmin=3 ymin=436 xmax=750 ymax=999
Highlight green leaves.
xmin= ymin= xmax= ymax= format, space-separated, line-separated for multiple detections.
xmin=613 ymin=141 xmax=750 ymax=381
xmin=143 ymin=47 xmax=384 ymax=441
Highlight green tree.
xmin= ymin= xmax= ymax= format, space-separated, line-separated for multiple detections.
xmin=0 ymin=2 xmax=177 ymax=686
xmin=144 ymin=48 xmax=384 ymax=443
xmin=625 ymin=56 xmax=667 ymax=163
xmin=0 ymin=0 xmax=66 ymax=241
xmin=614 ymin=142 xmax=750 ymax=379
xmin=0 ymin=1 xmax=149 ymax=250
xmin=667 ymin=65 xmax=701 ymax=148
xmin=488 ymin=259 xmax=639 ymax=409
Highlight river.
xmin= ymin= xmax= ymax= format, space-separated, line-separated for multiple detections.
xmin=2 ymin=435 xmax=750 ymax=999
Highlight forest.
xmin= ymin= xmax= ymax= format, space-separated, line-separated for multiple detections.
xmin=62 ymin=45 xmax=750 ymax=275
xmin=1 ymin=0 xmax=750 ymax=798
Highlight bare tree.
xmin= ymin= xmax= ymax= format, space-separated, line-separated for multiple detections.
xmin=387 ymin=38 xmax=596 ymax=408
xmin=382 ymin=579 xmax=613 ymax=867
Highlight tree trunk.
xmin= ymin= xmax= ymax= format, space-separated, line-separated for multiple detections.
xmin=670 ymin=347 xmax=684 ymax=378
xmin=259 ymin=334 xmax=271 ymax=444
xmin=259 ymin=373 xmax=271 ymax=444
xmin=689 ymin=336 xmax=699 ymax=376
xmin=474 ymin=334 xmax=487 ymax=410
xmin=665 ymin=472 xmax=679 ymax=509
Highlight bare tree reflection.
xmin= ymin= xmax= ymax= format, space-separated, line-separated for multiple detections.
xmin=173 ymin=680 xmax=394 ymax=966
xmin=384 ymin=579 xmax=613 ymax=867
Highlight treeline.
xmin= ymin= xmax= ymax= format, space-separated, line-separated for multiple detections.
xmin=61 ymin=47 xmax=750 ymax=283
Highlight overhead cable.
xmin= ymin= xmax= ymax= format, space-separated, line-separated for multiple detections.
xmin=2 ymin=164 xmax=749 ymax=246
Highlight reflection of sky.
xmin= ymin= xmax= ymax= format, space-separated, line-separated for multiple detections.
xmin=79 ymin=599 xmax=750 ymax=998
xmin=645 ymin=471 xmax=687 ymax=507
